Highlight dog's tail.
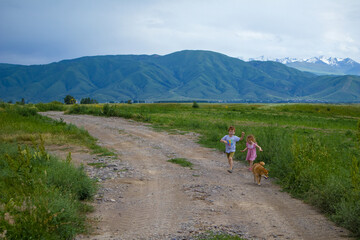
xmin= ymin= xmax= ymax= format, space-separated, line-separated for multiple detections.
xmin=259 ymin=161 xmax=265 ymax=166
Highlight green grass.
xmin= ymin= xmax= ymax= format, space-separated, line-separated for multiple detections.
xmin=196 ymin=232 xmax=245 ymax=240
xmin=0 ymin=103 xmax=114 ymax=156
xmin=167 ymin=158 xmax=193 ymax=168
xmin=60 ymin=102 xmax=360 ymax=237
xmin=0 ymin=141 xmax=97 ymax=239
xmin=0 ymin=103 xmax=118 ymax=239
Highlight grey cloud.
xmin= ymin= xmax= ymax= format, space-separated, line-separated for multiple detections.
xmin=0 ymin=0 xmax=359 ymax=65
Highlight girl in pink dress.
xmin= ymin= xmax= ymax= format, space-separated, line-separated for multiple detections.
xmin=241 ymin=135 xmax=263 ymax=171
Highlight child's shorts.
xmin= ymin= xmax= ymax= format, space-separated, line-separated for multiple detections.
xmin=226 ymin=152 xmax=235 ymax=158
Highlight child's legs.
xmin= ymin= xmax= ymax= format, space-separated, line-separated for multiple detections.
xmin=249 ymin=160 xmax=254 ymax=168
xmin=228 ymin=157 xmax=233 ymax=169
xmin=246 ymin=159 xmax=254 ymax=170
xmin=226 ymin=152 xmax=235 ymax=169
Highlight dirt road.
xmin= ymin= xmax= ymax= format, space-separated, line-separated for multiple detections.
xmin=41 ymin=112 xmax=351 ymax=240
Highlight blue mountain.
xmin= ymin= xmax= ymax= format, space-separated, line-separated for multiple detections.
xmin=1 ymin=50 xmax=360 ymax=103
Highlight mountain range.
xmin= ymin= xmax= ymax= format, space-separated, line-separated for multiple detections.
xmin=1 ymin=50 xmax=360 ymax=103
xmin=247 ymin=56 xmax=360 ymax=76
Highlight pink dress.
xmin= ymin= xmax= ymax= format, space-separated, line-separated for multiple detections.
xmin=246 ymin=142 xmax=258 ymax=161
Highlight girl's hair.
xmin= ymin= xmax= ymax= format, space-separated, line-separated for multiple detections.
xmin=247 ymin=135 xmax=255 ymax=142
xmin=228 ymin=126 xmax=235 ymax=131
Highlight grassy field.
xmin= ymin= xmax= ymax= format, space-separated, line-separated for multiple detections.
xmin=1 ymin=101 xmax=359 ymax=239
xmin=63 ymin=102 xmax=360 ymax=238
xmin=0 ymin=103 xmax=112 ymax=239
xmin=0 ymin=103 xmax=113 ymax=156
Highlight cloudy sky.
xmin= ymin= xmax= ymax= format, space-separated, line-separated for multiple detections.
xmin=0 ymin=0 xmax=359 ymax=65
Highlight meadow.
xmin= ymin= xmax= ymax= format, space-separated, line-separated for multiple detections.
xmin=1 ymin=101 xmax=359 ymax=239
xmin=65 ymin=102 xmax=360 ymax=237
xmin=0 ymin=103 xmax=108 ymax=239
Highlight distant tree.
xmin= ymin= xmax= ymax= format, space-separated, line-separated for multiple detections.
xmin=80 ymin=97 xmax=98 ymax=104
xmin=192 ymin=101 xmax=199 ymax=108
xmin=127 ymin=100 xmax=132 ymax=104
xmin=20 ymin=98 xmax=25 ymax=105
xmin=64 ymin=95 xmax=76 ymax=104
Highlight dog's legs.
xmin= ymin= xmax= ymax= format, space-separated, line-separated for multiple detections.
xmin=254 ymin=174 xmax=259 ymax=185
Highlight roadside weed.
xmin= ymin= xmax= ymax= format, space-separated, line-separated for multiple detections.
xmin=0 ymin=141 xmax=97 ymax=239
xmin=167 ymin=158 xmax=193 ymax=168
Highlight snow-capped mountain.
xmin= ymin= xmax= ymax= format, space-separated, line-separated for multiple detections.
xmin=247 ymin=56 xmax=298 ymax=64
xmin=246 ymin=56 xmax=360 ymax=76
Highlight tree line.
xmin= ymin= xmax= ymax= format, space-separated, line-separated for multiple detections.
xmin=64 ymin=95 xmax=98 ymax=104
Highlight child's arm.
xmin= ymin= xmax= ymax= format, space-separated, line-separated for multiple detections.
xmin=240 ymin=132 xmax=245 ymax=140
xmin=256 ymin=144 xmax=263 ymax=151
xmin=220 ymin=139 xmax=227 ymax=144
xmin=241 ymin=147 xmax=248 ymax=152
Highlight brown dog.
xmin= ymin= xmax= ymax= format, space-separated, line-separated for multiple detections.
xmin=252 ymin=161 xmax=269 ymax=185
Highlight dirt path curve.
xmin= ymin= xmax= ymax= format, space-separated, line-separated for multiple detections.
xmin=41 ymin=112 xmax=351 ymax=240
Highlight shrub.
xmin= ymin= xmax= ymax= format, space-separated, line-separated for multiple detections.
xmin=46 ymin=159 xmax=97 ymax=200
xmin=0 ymin=101 xmax=7 ymax=109
xmin=9 ymin=105 xmax=38 ymax=117
xmin=103 ymin=104 xmax=117 ymax=116
xmin=35 ymin=102 xmax=65 ymax=112
xmin=332 ymin=198 xmax=360 ymax=236
xmin=68 ymin=104 xmax=89 ymax=115
xmin=0 ymin=141 xmax=97 ymax=239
